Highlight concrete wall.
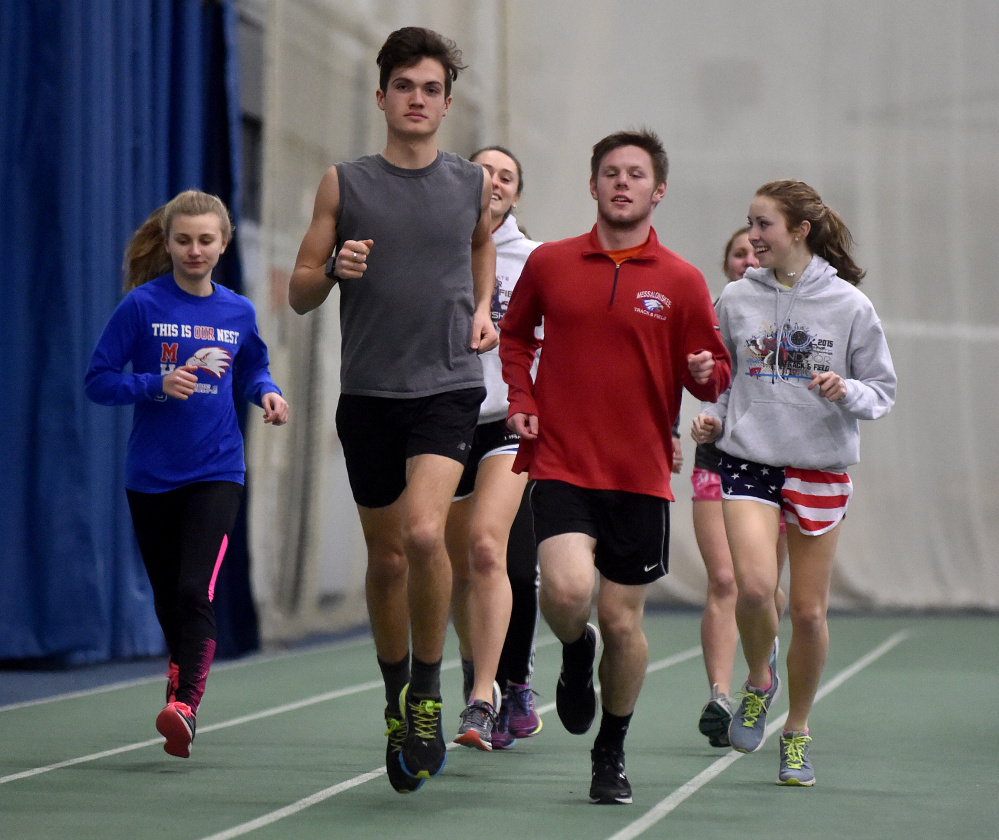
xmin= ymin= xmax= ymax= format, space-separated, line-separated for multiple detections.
xmin=245 ymin=0 xmax=999 ymax=641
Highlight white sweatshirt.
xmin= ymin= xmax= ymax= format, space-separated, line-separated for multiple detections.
xmin=478 ymin=215 xmax=542 ymax=423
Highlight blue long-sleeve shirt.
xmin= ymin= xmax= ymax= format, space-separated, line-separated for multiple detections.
xmin=85 ymin=274 xmax=281 ymax=492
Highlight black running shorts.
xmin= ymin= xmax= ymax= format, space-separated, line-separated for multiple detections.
xmin=529 ymin=479 xmax=669 ymax=586
xmin=336 ymin=387 xmax=485 ymax=508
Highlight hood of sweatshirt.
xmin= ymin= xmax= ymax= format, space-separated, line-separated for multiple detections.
xmin=708 ymin=254 xmax=896 ymax=470
xmin=493 ymin=214 xmax=533 ymax=249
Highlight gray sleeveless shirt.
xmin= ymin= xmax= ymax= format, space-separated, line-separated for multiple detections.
xmin=335 ymin=152 xmax=485 ymax=397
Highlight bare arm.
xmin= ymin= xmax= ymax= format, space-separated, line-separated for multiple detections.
xmin=289 ymin=167 xmax=373 ymax=314
xmin=288 ymin=167 xmax=338 ymax=314
xmin=469 ymin=169 xmax=498 ymax=352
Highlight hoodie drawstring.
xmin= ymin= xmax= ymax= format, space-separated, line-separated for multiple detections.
xmin=774 ymin=280 xmax=805 ymax=385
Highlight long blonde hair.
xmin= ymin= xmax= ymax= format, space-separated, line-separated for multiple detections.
xmin=122 ymin=190 xmax=233 ymax=291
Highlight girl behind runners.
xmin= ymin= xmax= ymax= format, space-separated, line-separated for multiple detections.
xmin=85 ymin=190 xmax=288 ymax=758
xmin=449 ymin=146 xmax=543 ymax=750
xmin=693 ymin=227 xmax=788 ymax=748
xmin=692 ymin=180 xmax=896 ymax=785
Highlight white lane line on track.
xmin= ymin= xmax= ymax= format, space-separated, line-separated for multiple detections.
xmin=605 ymin=630 xmax=910 ymax=840
xmin=0 ymin=679 xmax=382 ymax=785
xmin=193 ymin=645 xmax=704 ymax=840
xmin=0 ymin=635 xmax=377 ymax=713
xmin=0 ymin=636 xmax=560 ymax=785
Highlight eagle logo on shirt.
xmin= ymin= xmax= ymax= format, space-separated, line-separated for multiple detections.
xmin=186 ymin=347 xmax=232 ymax=378
xmin=634 ymin=291 xmax=671 ymax=322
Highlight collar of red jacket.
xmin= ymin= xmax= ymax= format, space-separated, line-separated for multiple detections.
xmin=582 ymin=224 xmax=661 ymax=260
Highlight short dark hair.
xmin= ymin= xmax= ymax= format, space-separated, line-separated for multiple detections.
xmin=376 ymin=27 xmax=466 ymax=98
xmin=590 ymin=128 xmax=668 ymax=186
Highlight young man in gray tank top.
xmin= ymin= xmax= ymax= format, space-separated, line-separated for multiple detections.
xmin=289 ymin=27 xmax=497 ymax=794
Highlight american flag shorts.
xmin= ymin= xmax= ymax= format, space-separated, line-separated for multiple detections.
xmin=717 ymin=452 xmax=852 ymax=536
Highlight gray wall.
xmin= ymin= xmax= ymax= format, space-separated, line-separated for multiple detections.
xmin=243 ymin=0 xmax=999 ymax=641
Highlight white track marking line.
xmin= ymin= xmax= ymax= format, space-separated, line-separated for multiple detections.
xmin=0 ymin=635 xmax=377 ymax=713
xmin=0 ymin=680 xmax=382 ymax=785
xmin=605 ymin=631 xmax=910 ymax=840
xmin=0 ymin=636 xmax=559 ymax=785
xmin=193 ymin=646 xmax=703 ymax=840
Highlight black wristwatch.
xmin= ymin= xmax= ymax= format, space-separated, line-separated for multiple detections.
xmin=325 ymin=248 xmax=339 ymax=280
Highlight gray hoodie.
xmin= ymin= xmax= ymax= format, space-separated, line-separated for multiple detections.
xmin=702 ymin=255 xmax=896 ymax=471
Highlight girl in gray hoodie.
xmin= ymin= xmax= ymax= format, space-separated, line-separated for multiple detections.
xmin=692 ymin=180 xmax=896 ymax=786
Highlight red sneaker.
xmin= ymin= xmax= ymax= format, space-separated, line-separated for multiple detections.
xmin=156 ymin=701 xmax=196 ymax=758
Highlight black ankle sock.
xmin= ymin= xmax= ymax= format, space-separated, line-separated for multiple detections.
xmin=562 ymin=628 xmax=594 ymax=672
xmin=593 ymin=708 xmax=632 ymax=753
xmin=409 ymin=655 xmax=442 ymax=698
xmin=377 ymin=654 xmax=410 ymax=713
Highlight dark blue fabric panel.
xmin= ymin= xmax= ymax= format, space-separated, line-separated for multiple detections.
xmin=200 ymin=2 xmax=261 ymax=658
xmin=0 ymin=0 xmax=254 ymax=662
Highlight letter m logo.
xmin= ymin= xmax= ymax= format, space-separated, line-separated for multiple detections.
xmin=161 ymin=343 xmax=179 ymax=364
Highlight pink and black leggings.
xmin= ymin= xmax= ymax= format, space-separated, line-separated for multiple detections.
xmin=126 ymin=480 xmax=243 ymax=714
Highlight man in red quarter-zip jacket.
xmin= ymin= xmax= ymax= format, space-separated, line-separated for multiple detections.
xmin=499 ymin=128 xmax=730 ymax=806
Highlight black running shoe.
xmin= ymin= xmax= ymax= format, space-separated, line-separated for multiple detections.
xmin=398 ymin=685 xmax=447 ymax=781
xmin=556 ymin=623 xmax=598 ymax=735
xmin=384 ymin=709 xmax=422 ymax=793
xmin=589 ymin=746 xmax=632 ymax=804
xmin=698 ymin=684 xmax=732 ymax=748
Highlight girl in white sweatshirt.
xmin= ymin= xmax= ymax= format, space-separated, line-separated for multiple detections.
xmin=449 ymin=146 xmax=544 ymax=751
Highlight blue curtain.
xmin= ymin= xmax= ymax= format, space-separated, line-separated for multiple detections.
xmin=0 ymin=0 xmax=257 ymax=662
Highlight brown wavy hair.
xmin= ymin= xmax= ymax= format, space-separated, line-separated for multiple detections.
xmin=122 ymin=190 xmax=232 ymax=291
xmin=755 ymin=180 xmax=864 ymax=286
xmin=376 ymin=27 xmax=465 ymax=98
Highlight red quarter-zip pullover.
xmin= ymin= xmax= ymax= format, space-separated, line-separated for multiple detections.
xmin=499 ymin=225 xmax=730 ymax=500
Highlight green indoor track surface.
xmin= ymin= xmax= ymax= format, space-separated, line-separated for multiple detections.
xmin=1 ymin=612 xmax=995 ymax=840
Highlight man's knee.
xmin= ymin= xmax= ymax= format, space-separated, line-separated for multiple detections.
xmin=403 ymin=516 xmax=448 ymax=563
xmin=597 ymin=600 xmax=645 ymax=650
xmin=366 ymin=541 xmax=408 ymax=588
xmin=539 ymin=582 xmax=592 ymax=634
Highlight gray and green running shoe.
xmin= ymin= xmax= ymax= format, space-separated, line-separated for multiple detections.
xmin=778 ymin=731 xmax=815 ymax=786
xmin=728 ymin=668 xmax=781 ymax=753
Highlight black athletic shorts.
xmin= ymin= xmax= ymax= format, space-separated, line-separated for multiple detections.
xmin=529 ymin=479 xmax=669 ymax=586
xmin=336 ymin=387 xmax=485 ymax=508
xmin=454 ymin=418 xmax=521 ymax=499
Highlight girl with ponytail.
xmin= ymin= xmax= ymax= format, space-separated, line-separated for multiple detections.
xmin=691 ymin=179 xmax=896 ymax=786
xmin=86 ymin=190 xmax=288 ymax=759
